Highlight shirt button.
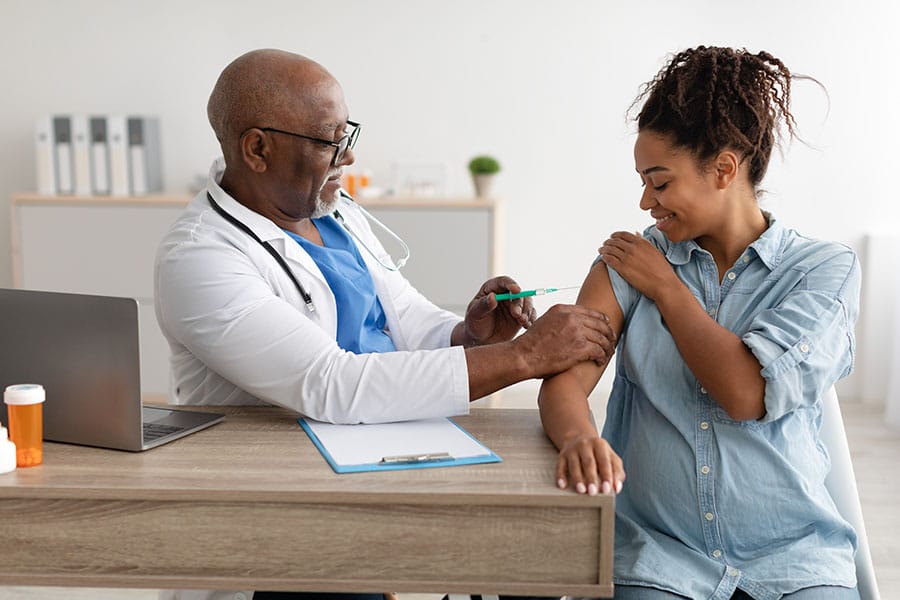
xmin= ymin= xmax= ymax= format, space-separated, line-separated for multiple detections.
xmin=729 ymin=568 xmax=739 ymax=577
xmin=712 ymin=549 xmax=722 ymax=558
xmin=727 ymin=272 xmax=736 ymax=280
xmin=705 ymin=512 xmax=715 ymax=521
xmin=701 ymin=465 xmax=710 ymax=474
xmin=800 ymin=343 xmax=810 ymax=353
xmin=700 ymin=421 xmax=710 ymax=430
xmin=707 ymin=307 xmax=716 ymax=316
xmin=700 ymin=386 xmax=707 ymax=394
xmin=742 ymin=256 xmax=750 ymax=263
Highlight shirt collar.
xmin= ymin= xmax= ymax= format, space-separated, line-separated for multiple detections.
xmin=206 ymin=157 xmax=289 ymax=244
xmin=648 ymin=211 xmax=788 ymax=270
xmin=645 ymin=226 xmax=698 ymax=266
xmin=745 ymin=212 xmax=787 ymax=270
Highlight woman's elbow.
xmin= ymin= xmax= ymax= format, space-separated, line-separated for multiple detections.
xmin=721 ymin=396 xmax=766 ymax=421
xmin=725 ymin=406 xmax=766 ymax=422
xmin=716 ymin=385 xmax=766 ymax=421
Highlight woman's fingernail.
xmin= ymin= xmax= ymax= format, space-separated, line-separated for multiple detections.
xmin=588 ymin=483 xmax=598 ymax=496
xmin=557 ymin=478 xmax=566 ymax=489
xmin=601 ymin=481 xmax=612 ymax=495
xmin=575 ymin=482 xmax=587 ymax=494
xmin=615 ymin=479 xmax=623 ymax=494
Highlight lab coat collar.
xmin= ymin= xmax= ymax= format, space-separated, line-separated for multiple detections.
xmin=207 ymin=158 xmax=290 ymax=244
xmin=205 ymin=158 xmax=328 ymax=287
xmin=205 ymin=158 xmax=407 ymax=346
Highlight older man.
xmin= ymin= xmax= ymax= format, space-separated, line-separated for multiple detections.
xmin=156 ymin=48 xmax=614 ymax=423
xmin=155 ymin=48 xmax=613 ymax=599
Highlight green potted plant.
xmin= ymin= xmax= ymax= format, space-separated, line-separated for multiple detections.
xmin=468 ymin=155 xmax=501 ymax=198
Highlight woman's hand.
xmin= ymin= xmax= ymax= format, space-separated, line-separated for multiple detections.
xmin=556 ymin=431 xmax=625 ymax=495
xmin=599 ymin=231 xmax=678 ymax=302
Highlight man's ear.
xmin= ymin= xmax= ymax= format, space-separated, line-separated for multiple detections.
xmin=713 ymin=150 xmax=740 ymax=190
xmin=239 ymin=128 xmax=270 ymax=173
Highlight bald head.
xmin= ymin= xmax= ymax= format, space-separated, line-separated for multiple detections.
xmin=207 ymin=49 xmax=339 ymax=154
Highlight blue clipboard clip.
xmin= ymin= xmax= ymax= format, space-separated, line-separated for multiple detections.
xmin=380 ymin=452 xmax=454 ymax=465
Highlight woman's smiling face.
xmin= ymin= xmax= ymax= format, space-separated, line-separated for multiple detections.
xmin=633 ymin=130 xmax=723 ymax=243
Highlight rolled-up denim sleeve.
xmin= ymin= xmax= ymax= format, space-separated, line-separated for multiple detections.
xmin=591 ymin=254 xmax=640 ymax=320
xmin=742 ymin=250 xmax=861 ymax=423
xmin=592 ymin=226 xmax=664 ymax=320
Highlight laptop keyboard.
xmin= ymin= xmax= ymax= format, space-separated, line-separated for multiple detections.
xmin=142 ymin=422 xmax=184 ymax=442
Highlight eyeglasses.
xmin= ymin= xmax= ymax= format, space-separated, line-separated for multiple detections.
xmin=257 ymin=120 xmax=360 ymax=166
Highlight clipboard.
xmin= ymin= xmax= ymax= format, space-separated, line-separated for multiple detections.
xmin=298 ymin=416 xmax=502 ymax=474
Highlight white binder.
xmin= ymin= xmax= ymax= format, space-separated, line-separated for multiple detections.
xmin=127 ymin=117 xmax=162 ymax=195
xmin=107 ymin=115 xmax=129 ymax=196
xmin=35 ymin=115 xmax=56 ymax=195
xmin=53 ymin=116 xmax=74 ymax=195
xmin=71 ymin=115 xmax=91 ymax=196
xmin=89 ymin=116 xmax=110 ymax=195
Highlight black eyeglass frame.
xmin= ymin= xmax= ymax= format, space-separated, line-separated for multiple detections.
xmin=254 ymin=120 xmax=360 ymax=166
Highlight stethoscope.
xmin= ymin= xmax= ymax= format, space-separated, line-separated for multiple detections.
xmin=206 ymin=191 xmax=410 ymax=313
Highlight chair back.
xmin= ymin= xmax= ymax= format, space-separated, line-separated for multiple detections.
xmin=821 ymin=386 xmax=881 ymax=600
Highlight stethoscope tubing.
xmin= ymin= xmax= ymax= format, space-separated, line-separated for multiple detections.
xmin=206 ymin=190 xmax=410 ymax=314
xmin=333 ymin=191 xmax=410 ymax=271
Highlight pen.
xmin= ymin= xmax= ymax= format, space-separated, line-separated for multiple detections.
xmin=494 ymin=285 xmax=580 ymax=301
xmin=380 ymin=452 xmax=454 ymax=464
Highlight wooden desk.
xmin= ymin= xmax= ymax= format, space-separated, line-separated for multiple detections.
xmin=0 ymin=407 xmax=613 ymax=597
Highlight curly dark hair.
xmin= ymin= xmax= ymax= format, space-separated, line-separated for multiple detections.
xmin=632 ymin=46 xmax=804 ymax=188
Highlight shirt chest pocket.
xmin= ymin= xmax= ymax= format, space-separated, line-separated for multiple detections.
xmin=711 ymin=403 xmax=767 ymax=430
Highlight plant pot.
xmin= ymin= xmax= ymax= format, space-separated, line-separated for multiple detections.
xmin=472 ymin=174 xmax=495 ymax=199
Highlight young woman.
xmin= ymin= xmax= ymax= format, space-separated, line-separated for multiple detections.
xmin=538 ymin=46 xmax=861 ymax=600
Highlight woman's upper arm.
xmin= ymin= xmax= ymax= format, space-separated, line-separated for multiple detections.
xmin=543 ymin=260 xmax=627 ymax=398
xmin=579 ymin=260 xmax=626 ymax=339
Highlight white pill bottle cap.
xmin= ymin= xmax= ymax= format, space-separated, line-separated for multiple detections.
xmin=4 ymin=384 xmax=45 ymax=405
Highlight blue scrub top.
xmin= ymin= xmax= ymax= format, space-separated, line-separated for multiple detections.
xmin=286 ymin=216 xmax=396 ymax=354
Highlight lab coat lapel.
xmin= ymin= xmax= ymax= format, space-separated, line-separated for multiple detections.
xmin=213 ymin=192 xmax=329 ymax=288
xmin=276 ymin=231 xmax=328 ymax=286
xmin=208 ymin=190 xmax=337 ymax=331
xmin=339 ymin=202 xmax=410 ymax=351
xmin=277 ymin=234 xmax=339 ymax=336
xmin=365 ymin=252 xmax=409 ymax=351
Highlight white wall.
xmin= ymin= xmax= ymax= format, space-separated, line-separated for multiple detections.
xmin=1 ymin=0 xmax=897 ymax=401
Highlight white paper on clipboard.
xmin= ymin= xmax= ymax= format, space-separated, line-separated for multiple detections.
xmin=298 ymin=417 xmax=501 ymax=473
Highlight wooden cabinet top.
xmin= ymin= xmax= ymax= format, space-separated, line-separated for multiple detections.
xmin=11 ymin=193 xmax=499 ymax=209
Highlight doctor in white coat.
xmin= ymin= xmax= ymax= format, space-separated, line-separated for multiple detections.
xmin=155 ymin=48 xmax=615 ymax=600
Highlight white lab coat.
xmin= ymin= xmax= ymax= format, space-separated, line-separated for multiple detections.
xmin=155 ymin=158 xmax=470 ymax=424
xmin=155 ymin=160 xmax=471 ymax=600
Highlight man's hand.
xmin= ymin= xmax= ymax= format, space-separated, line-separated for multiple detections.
xmin=462 ymin=302 xmax=616 ymax=401
xmin=513 ymin=304 xmax=617 ymax=377
xmin=453 ymin=276 xmax=537 ymax=347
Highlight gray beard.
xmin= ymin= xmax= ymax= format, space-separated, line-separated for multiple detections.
xmin=310 ymin=187 xmax=340 ymax=219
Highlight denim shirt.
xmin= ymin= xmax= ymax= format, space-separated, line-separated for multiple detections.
xmin=602 ymin=215 xmax=861 ymax=600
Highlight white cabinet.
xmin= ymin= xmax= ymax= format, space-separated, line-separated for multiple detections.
xmin=11 ymin=195 xmax=188 ymax=397
xmin=10 ymin=195 xmax=501 ymax=396
xmin=363 ymin=198 xmax=502 ymax=315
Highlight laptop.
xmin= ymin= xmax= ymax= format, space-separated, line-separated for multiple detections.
xmin=0 ymin=288 xmax=224 ymax=451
